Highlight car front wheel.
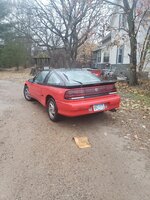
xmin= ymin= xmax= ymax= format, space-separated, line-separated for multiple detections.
xmin=47 ymin=98 xmax=59 ymax=122
xmin=24 ymin=85 xmax=32 ymax=101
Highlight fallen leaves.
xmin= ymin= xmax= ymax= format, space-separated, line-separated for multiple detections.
xmin=117 ymin=81 xmax=150 ymax=96
xmin=120 ymin=98 xmax=150 ymax=111
xmin=117 ymin=81 xmax=150 ymax=112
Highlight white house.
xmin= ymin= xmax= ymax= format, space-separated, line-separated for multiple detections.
xmin=92 ymin=1 xmax=150 ymax=77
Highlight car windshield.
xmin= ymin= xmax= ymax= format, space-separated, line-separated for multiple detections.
xmin=60 ymin=70 xmax=101 ymax=85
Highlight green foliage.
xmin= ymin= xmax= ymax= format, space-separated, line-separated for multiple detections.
xmin=0 ymin=1 xmax=28 ymax=69
xmin=0 ymin=0 xmax=8 ymax=21
xmin=0 ymin=0 xmax=10 ymax=40
xmin=0 ymin=40 xmax=28 ymax=68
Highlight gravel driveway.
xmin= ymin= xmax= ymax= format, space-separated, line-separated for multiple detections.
xmin=0 ymin=79 xmax=150 ymax=200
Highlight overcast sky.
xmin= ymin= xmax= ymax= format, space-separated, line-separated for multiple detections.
xmin=41 ymin=0 xmax=49 ymax=4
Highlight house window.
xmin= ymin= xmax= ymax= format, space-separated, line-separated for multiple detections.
xmin=97 ymin=50 xmax=101 ymax=62
xmin=103 ymin=51 xmax=109 ymax=63
xmin=117 ymin=46 xmax=124 ymax=64
xmin=119 ymin=14 xmax=126 ymax=29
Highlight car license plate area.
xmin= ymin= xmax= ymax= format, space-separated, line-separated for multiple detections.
xmin=93 ymin=104 xmax=105 ymax=112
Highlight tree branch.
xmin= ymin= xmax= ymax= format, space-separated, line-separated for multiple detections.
xmin=139 ymin=26 xmax=150 ymax=71
xmin=135 ymin=9 xmax=148 ymax=37
xmin=103 ymin=0 xmax=125 ymax=10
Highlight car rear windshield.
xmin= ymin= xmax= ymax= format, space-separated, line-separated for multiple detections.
xmin=60 ymin=70 xmax=101 ymax=85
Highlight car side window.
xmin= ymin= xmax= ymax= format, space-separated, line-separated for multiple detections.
xmin=34 ymin=71 xmax=48 ymax=84
xmin=47 ymin=73 xmax=62 ymax=85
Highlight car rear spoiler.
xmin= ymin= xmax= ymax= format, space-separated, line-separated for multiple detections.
xmin=62 ymin=80 xmax=117 ymax=89
xmin=47 ymin=80 xmax=117 ymax=89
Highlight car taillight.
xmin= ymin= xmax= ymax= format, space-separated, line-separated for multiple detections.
xmin=109 ymin=84 xmax=117 ymax=94
xmin=64 ymin=84 xmax=117 ymax=100
xmin=64 ymin=88 xmax=85 ymax=100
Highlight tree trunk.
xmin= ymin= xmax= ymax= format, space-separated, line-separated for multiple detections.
xmin=65 ymin=48 xmax=77 ymax=68
xmin=16 ymin=64 xmax=19 ymax=71
xmin=126 ymin=3 xmax=138 ymax=86
xmin=65 ymin=50 xmax=72 ymax=68
xmin=70 ymin=47 xmax=78 ymax=67
xmin=129 ymin=35 xmax=138 ymax=85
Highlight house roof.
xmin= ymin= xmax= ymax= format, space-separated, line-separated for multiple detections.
xmin=92 ymin=33 xmax=111 ymax=52
xmin=33 ymin=52 xmax=50 ymax=59
xmin=102 ymin=33 xmax=111 ymax=44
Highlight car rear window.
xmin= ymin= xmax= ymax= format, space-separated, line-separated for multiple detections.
xmin=61 ymin=70 xmax=101 ymax=85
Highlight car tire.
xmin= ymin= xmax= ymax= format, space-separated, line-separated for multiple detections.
xmin=47 ymin=98 xmax=59 ymax=122
xmin=24 ymin=85 xmax=32 ymax=101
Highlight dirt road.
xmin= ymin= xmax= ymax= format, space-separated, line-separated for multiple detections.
xmin=0 ymin=79 xmax=150 ymax=200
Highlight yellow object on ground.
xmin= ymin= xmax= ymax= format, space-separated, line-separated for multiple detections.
xmin=73 ymin=136 xmax=91 ymax=148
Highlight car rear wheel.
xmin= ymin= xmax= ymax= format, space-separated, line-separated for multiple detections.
xmin=24 ymin=85 xmax=32 ymax=101
xmin=47 ymin=98 xmax=59 ymax=122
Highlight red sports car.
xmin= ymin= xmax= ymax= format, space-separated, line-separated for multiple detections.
xmin=24 ymin=69 xmax=120 ymax=121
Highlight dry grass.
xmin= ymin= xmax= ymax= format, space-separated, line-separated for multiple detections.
xmin=0 ymin=68 xmax=32 ymax=83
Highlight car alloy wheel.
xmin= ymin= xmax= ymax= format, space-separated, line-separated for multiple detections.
xmin=24 ymin=86 xmax=32 ymax=101
xmin=47 ymin=98 xmax=59 ymax=122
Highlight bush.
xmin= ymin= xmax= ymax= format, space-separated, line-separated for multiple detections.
xmin=0 ymin=41 xmax=27 ymax=69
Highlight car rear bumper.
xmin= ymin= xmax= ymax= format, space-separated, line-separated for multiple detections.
xmin=57 ymin=94 xmax=121 ymax=117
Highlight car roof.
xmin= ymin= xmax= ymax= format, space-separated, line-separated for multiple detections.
xmin=42 ymin=68 xmax=88 ymax=74
xmin=41 ymin=68 xmax=102 ymax=86
xmin=43 ymin=68 xmax=83 ymax=71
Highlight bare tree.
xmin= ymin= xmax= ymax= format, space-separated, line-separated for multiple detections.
xmin=103 ymin=0 xmax=150 ymax=85
xmin=10 ymin=0 xmax=110 ymax=68
xmin=10 ymin=0 xmax=62 ymax=57
xmin=22 ymin=0 xmax=106 ymax=67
